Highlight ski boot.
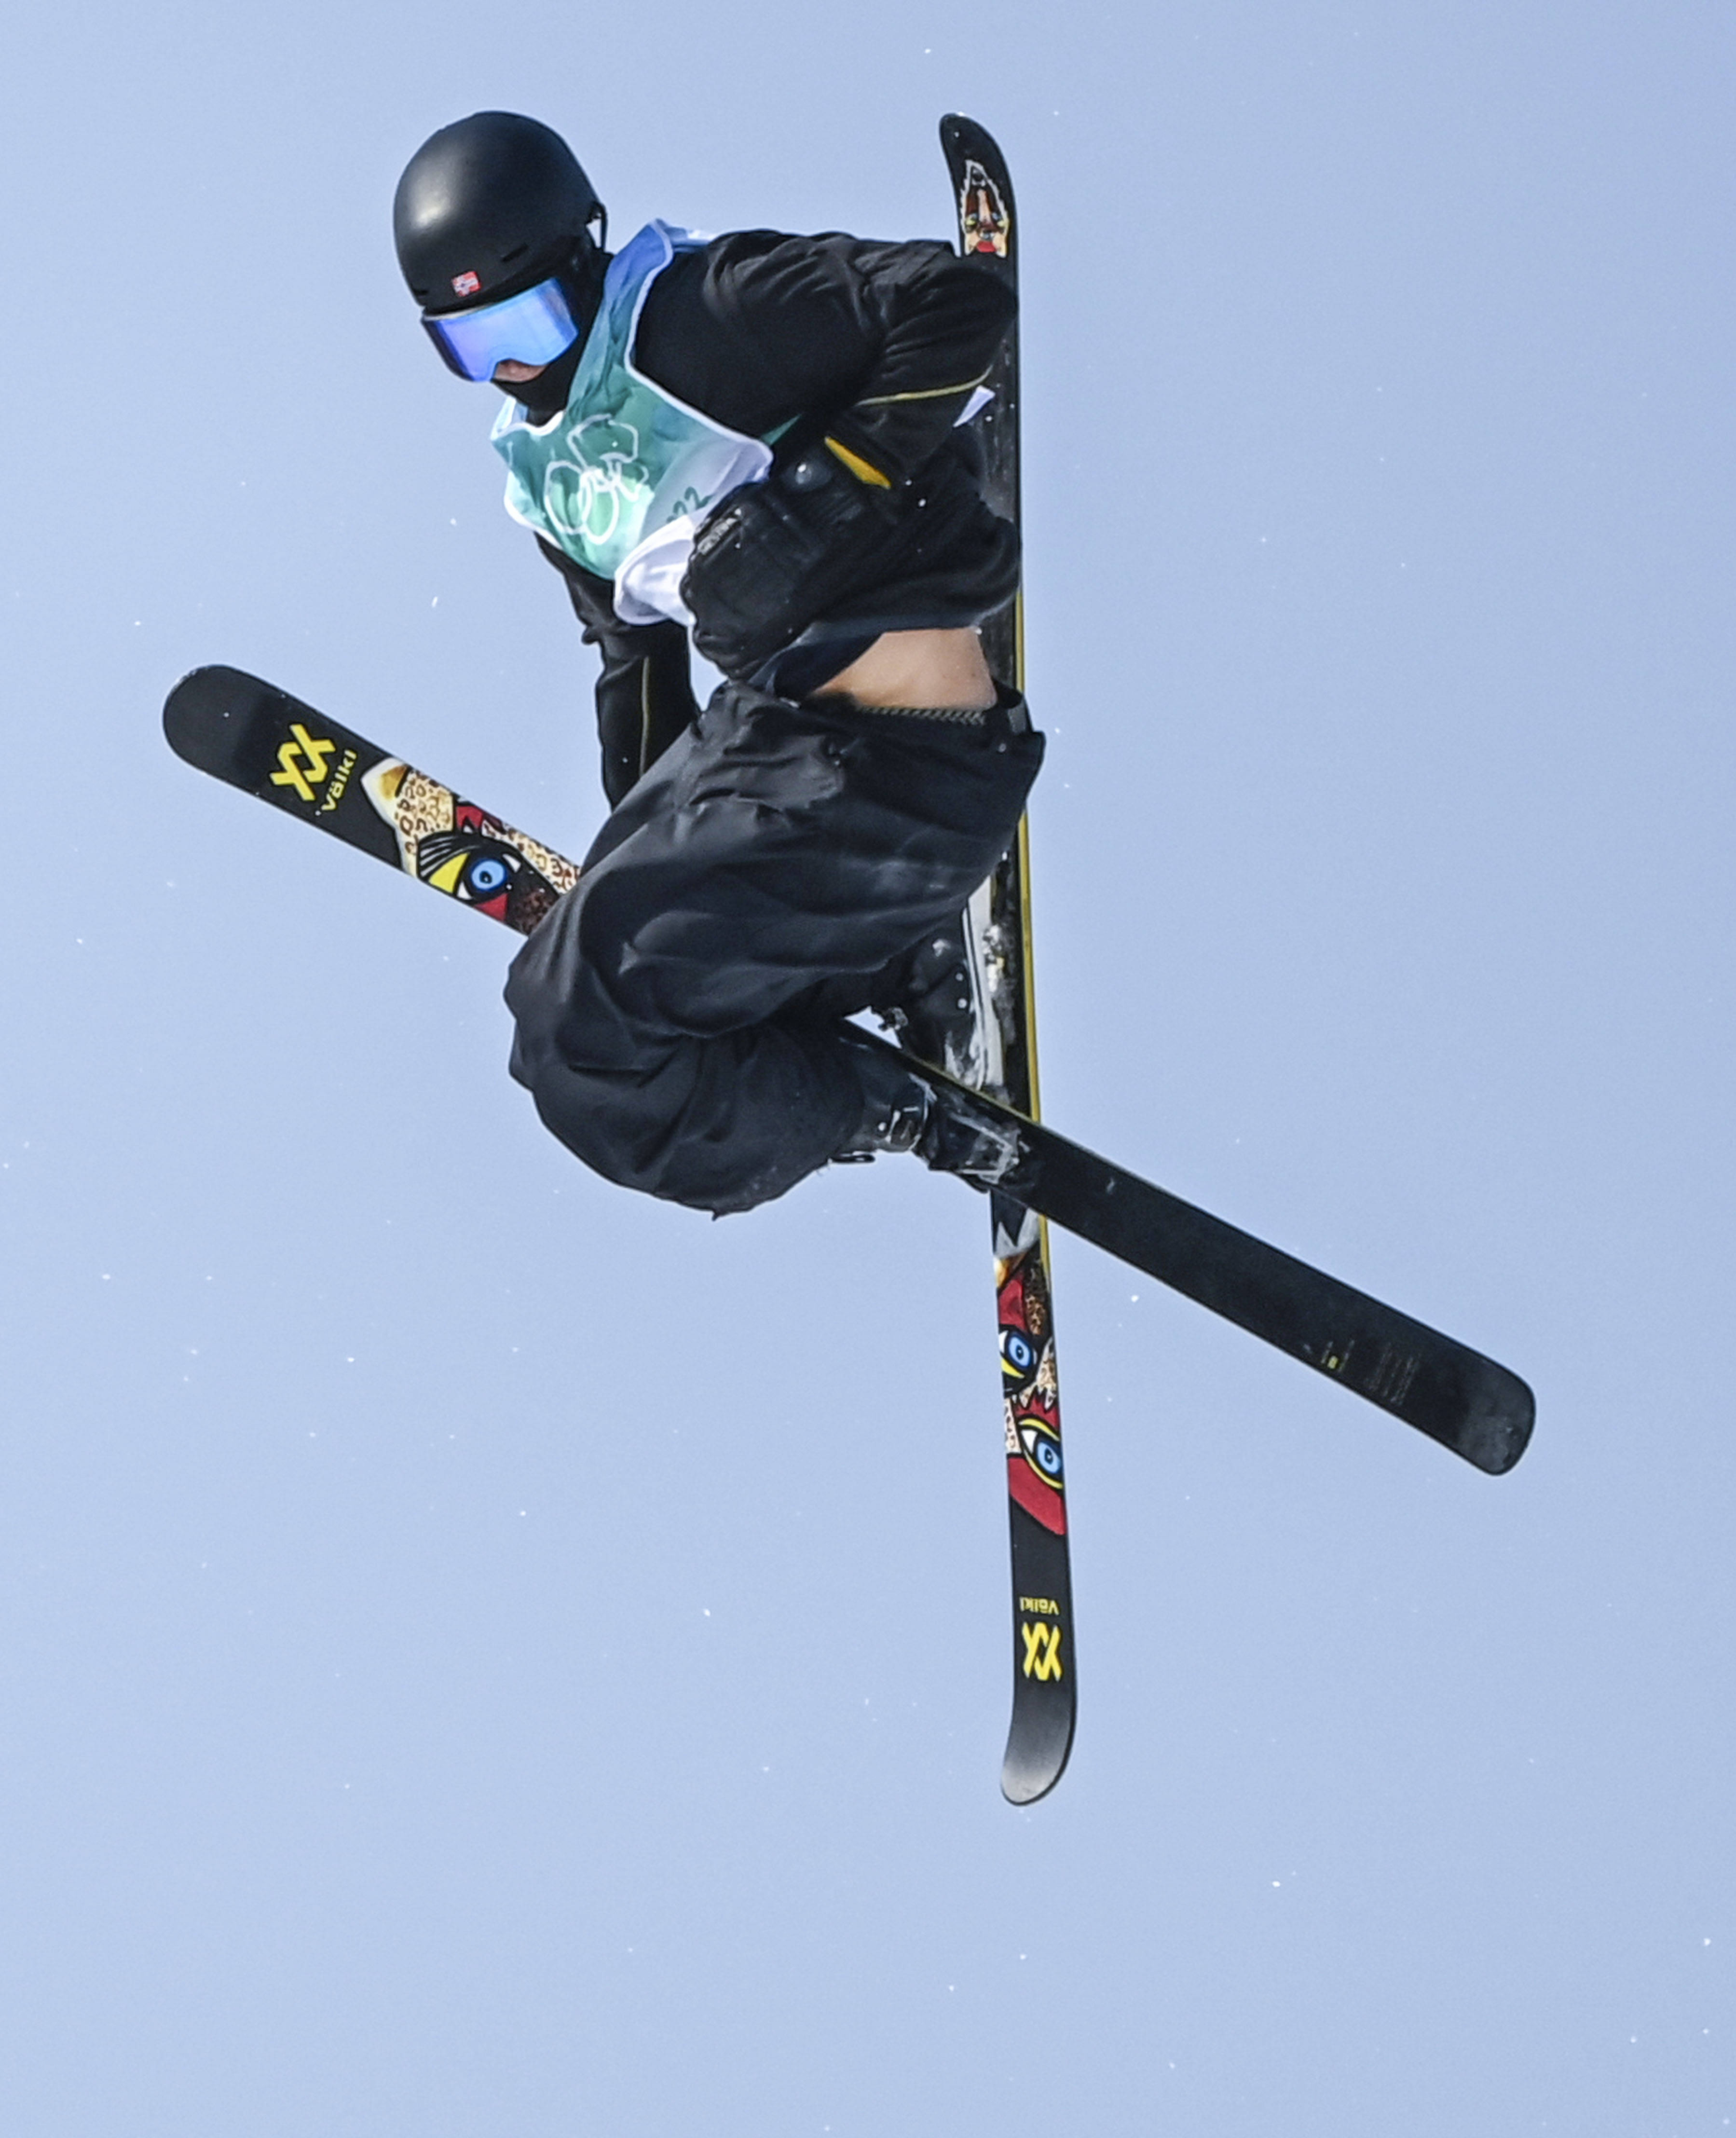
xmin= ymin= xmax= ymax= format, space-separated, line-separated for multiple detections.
xmin=867 ymin=908 xmax=984 ymax=1083
xmin=834 ymin=1032 xmax=1025 ymax=1189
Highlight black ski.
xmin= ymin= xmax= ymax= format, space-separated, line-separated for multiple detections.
xmin=940 ymin=115 xmax=1076 ymax=1804
xmin=858 ymin=1028 xmax=1532 ymax=1477
xmin=163 ymin=663 xmax=580 ymax=924
xmin=164 ymin=665 xmax=1536 ymax=1480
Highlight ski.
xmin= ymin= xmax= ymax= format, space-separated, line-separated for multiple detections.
xmin=163 ymin=663 xmax=580 ymax=926
xmin=854 ymin=1026 xmax=1533 ymax=1478
xmin=164 ymin=664 xmax=1536 ymax=1472
xmin=940 ymin=116 xmax=1075 ymax=1805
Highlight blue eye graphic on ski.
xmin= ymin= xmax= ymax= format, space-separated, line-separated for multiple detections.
xmin=358 ymin=763 xmax=577 ymax=933
xmin=1000 ymin=1324 xmax=1040 ymax=1381
xmin=415 ymin=825 xmax=545 ymax=923
xmin=1018 ymin=1418 xmax=1063 ymax=1482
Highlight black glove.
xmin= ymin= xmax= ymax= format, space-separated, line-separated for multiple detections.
xmin=681 ymin=430 xmax=901 ymax=682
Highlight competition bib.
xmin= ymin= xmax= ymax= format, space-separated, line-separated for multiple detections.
xmin=490 ymin=221 xmax=771 ymax=621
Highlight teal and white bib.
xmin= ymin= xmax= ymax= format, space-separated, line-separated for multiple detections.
xmin=490 ymin=221 xmax=771 ymax=625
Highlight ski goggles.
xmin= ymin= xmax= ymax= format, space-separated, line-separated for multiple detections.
xmin=421 ymin=275 xmax=579 ymax=383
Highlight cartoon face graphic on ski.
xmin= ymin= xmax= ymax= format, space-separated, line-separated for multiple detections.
xmin=358 ymin=757 xmax=577 ymax=934
xmin=998 ymin=1250 xmax=1066 ymax=1535
xmin=957 ymin=156 xmax=1012 ymax=258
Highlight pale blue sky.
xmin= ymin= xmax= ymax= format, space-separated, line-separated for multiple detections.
xmin=1 ymin=3 xmax=1732 ymax=2132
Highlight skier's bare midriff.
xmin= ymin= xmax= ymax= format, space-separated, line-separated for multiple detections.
xmin=809 ymin=628 xmax=996 ymax=712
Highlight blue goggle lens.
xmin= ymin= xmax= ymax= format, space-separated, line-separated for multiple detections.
xmin=422 ymin=276 xmax=579 ymax=383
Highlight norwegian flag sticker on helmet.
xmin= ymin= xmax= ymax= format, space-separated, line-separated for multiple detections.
xmin=451 ymin=270 xmax=481 ymax=297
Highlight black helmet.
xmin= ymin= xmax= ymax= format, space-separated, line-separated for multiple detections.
xmin=393 ymin=111 xmax=606 ymax=315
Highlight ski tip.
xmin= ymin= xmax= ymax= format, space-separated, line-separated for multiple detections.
xmin=163 ymin=664 xmax=277 ymax=775
xmin=1455 ymin=1362 xmax=1536 ymax=1476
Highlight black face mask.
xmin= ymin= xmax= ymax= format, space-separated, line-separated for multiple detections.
xmin=502 ymin=247 xmax=608 ymax=419
xmin=509 ymin=337 xmax=584 ymax=420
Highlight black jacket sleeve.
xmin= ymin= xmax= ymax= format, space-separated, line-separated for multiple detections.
xmin=632 ymin=232 xmax=1014 ymax=487
xmin=537 ymin=540 xmax=700 ymax=807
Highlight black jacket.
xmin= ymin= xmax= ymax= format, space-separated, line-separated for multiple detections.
xmin=535 ymin=229 xmax=1015 ymax=805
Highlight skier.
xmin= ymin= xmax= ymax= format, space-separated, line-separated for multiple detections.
xmin=393 ymin=110 xmax=1043 ymax=1214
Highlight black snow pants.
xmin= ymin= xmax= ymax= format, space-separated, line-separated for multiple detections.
xmin=504 ymin=681 xmax=1043 ymax=1215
